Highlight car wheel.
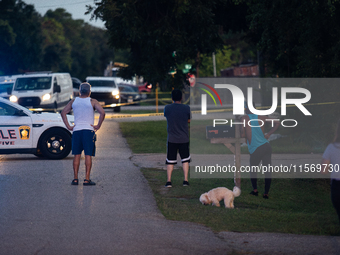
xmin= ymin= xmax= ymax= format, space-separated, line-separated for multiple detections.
xmin=39 ymin=129 xmax=72 ymax=159
xmin=113 ymin=106 xmax=121 ymax=112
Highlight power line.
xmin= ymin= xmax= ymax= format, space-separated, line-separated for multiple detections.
xmin=37 ymin=0 xmax=94 ymax=9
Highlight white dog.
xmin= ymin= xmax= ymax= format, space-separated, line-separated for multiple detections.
xmin=199 ymin=186 xmax=241 ymax=208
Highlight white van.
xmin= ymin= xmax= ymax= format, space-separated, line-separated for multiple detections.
xmin=86 ymin=76 xmax=121 ymax=112
xmin=9 ymin=72 xmax=73 ymax=111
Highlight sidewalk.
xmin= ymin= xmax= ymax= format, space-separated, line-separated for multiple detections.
xmin=131 ymin=153 xmax=324 ymax=170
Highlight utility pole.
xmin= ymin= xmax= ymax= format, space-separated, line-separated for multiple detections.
xmin=196 ymin=52 xmax=200 ymax=78
xmin=212 ymin=52 xmax=216 ymax=77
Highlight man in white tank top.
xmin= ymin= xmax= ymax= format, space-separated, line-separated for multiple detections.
xmin=61 ymin=83 xmax=106 ymax=186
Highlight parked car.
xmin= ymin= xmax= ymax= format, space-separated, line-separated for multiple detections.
xmin=138 ymin=82 xmax=152 ymax=93
xmin=0 ymin=75 xmax=19 ymax=100
xmin=86 ymin=76 xmax=121 ymax=112
xmin=71 ymin=77 xmax=82 ymax=97
xmin=118 ymin=84 xmax=141 ymax=104
xmin=0 ymin=97 xmax=74 ymax=159
xmin=9 ymin=72 xmax=73 ymax=112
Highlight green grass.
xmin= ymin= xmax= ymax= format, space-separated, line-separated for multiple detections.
xmin=119 ymin=120 xmax=325 ymax=154
xmin=142 ymin=167 xmax=340 ymax=235
xmin=120 ymin=121 xmax=339 ymax=235
xmin=120 ymin=121 xmax=167 ymax=153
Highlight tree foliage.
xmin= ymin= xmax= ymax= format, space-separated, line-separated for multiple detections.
xmin=244 ymin=0 xmax=340 ymax=146
xmin=246 ymin=0 xmax=340 ymax=77
xmin=0 ymin=0 xmax=43 ymax=75
xmin=0 ymin=1 xmax=114 ymax=80
xmin=199 ymin=45 xmax=237 ymax=77
xmin=42 ymin=17 xmax=72 ymax=71
xmin=90 ymin=0 xmax=248 ymax=87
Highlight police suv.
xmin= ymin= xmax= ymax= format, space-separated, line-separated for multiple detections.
xmin=0 ymin=97 xmax=74 ymax=159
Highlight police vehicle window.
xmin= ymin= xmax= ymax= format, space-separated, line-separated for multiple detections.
xmin=14 ymin=77 xmax=52 ymax=91
xmin=54 ymin=77 xmax=58 ymax=87
xmin=89 ymin=80 xmax=117 ymax=88
xmin=0 ymin=102 xmax=20 ymax=116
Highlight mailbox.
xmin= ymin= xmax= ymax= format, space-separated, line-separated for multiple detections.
xmin=206 ymin=126 xmax=235 ymax=139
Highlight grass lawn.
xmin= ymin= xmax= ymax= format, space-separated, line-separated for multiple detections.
xmin=142 ymin=168 xmax=339 ymax=235
xmin=119 ymin=120 xmax=339 ymax=235
xmin=120 ymin=121 xmax=167 ymax=153
xmin=120 ymin=120 xmax=326 ymax=154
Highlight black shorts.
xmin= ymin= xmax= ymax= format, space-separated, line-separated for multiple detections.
xmin=166 ymin=142 xmax=191 ymax=165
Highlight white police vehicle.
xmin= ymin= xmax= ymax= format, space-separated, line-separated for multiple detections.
xmin=0 ymin=97 xmax=74 ymax=159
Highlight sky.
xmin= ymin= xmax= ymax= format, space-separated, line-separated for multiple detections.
xmin=24 ymin=0 xmax=105 ymax=28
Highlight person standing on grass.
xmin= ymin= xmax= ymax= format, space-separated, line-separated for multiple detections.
xmin=164 ymin=89 xmax=191 ymax=187
xmin=61 ymin=82 xmax=106 ymax=186
xmin=321 ymin=119 xmax=340 ymax=223
xmin=240 ymin=101 xmax=280 ymax=199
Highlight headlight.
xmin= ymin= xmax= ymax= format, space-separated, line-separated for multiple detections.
xmin=42 ymin=93 xmax=51 ymax=101
xmin=112 ymin=90 xmax=120 ymax=99
xmin=9 ymin=95 xmax=18 ymax=102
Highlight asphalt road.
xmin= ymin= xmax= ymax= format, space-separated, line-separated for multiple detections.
xmin=0 ymin=118 xmax=339 ymax=255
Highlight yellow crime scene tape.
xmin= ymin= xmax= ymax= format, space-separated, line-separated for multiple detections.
xmin=28 ymin=89 xmax=340 ymax=119
xmin=103 ymin=100 xmax=340 ymax=119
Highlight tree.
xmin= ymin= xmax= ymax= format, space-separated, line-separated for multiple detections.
xmin=0 ymin=0 xmax=44 ymax=74
xmin=199 ymin=45 xmax=237 ymax=77
xmin=0 ymin=3 xmax=114 ymax=78
xmin=245 ymin=0 xmax=340 ymax=147
xmin=89 ymin=0 xmax=247 ymax=88
xmin=246 ymin=0 xmax=340 ymax=77
xmin=43 ymin=8 xmax=115 ymax=80
xmin=41 ymin=17 xmax=72 ymax=71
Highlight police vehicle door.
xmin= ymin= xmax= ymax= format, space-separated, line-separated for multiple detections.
xmin=0 ymin=102 xmax=33 ymax=149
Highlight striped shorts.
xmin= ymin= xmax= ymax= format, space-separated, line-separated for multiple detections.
xmin=166 ymin=142 xmax=191 ymax=165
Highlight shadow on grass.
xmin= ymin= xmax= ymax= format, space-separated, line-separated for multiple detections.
xmin=141 ymin=167 xmax=340 ymax=235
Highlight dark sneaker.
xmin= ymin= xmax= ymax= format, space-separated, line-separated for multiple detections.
xmin=165 ymin=182 xmax=172 ymax=188
xmin=83 ymin=179 xmax=96 ymax=186
xmin=263 ymin=194 xmax=269 ymax=199
xmin=183 ymin=181 xmax=189 ymax=186
xmin=249 ymin=191 xmax=258 ymax=196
